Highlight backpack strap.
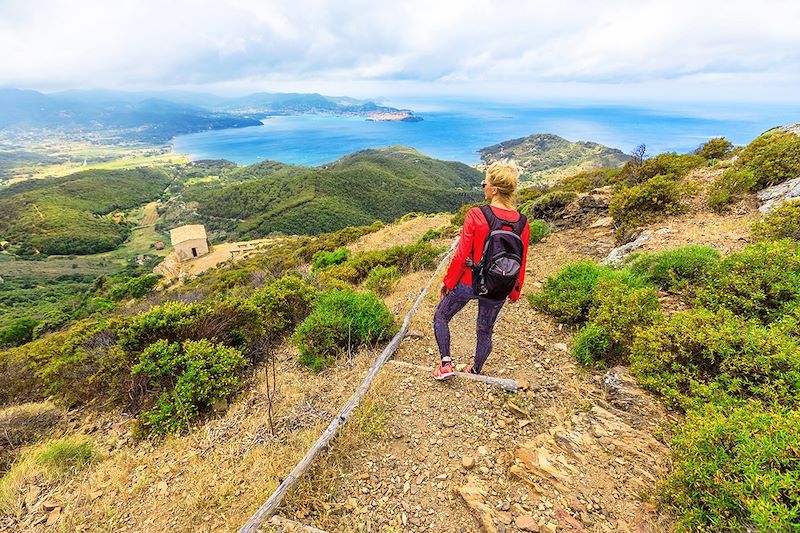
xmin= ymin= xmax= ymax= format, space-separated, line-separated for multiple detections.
xmin=479 ymin=205 xmax=527 ymax=235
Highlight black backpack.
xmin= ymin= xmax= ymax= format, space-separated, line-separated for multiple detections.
xmin=466 ymin=205 xmax=527 ymax=300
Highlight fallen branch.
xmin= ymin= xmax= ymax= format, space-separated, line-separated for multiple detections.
xmin=389 ymin=360 xmax=519 ymax=392
xmin=239 ymin=239 xmax=459 ymax=533
xmin=270 ymin=515 xmax=329 ymax=533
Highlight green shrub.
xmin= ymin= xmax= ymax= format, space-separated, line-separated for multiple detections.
xmin=528 ymin=260 xmax=645 ymax=324
xmin=662 ymin=403 xmax=800 ymax=532
xmin=118 ymin=299 xmax=259 ymax=354
xmin=311 ymin=247 xmax=350 ymax=271
xmin=364 ymin=265 xmax=401 ymax=295
xmin=618 ymin=152 xmax=705 ymax=185
xmin=571 ymin=324 xmax=611 ymax=366
xmin=248 ymin=274 xmax=318 ymax=337
xmin=133 ymin=339 xmax=246 ymax=436
xmin=295 ymin=221 xmax=384 ymax=263
xmin=109 ymin=274 xmax=162 ymax=301
xmin=419 ymin=227 xmax=445 ymax=243
xmin=624 ymin=245 xmax=721 ymax=292
xmin=738 ymin=132 xmax=800 ymax=190
xmin=707 ymin=168 xmax=757 ymax=211
xmin=586 ymin=279 xmax=661 ymax=363
xmin=707 ymin=132 xmax=800 ymax=210
xmin=323 ymin=242 xmax=441 ymax=285
xmin=695 ymin=137 xmax=734 ymax=160
xmin=292 ymin=289 xmax=397 ymax=372
xmin=558 ymin=168 xmax=620 ymax=192
xmin=630 ymin=309 xmax=800 ymax=411
xmin=528 ymin=191 xmax=577 ymax=220
xmin=752 ymin=200 xmax=800 ymax=241
xmin=609 ymin=174 xmax=689 ymax=239
xmin=528 ymin=219 xmax=550 ymax=244
xmin=0 ymin=317 xmax=38 ymax=347
xmin=697 ymin=239 xmax=800 ymax=324
xmin=118 ymin=301 xmax=211 ymax=353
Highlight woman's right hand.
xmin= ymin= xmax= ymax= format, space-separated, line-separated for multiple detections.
xmin=440 ymin=283 xmax=450 ymax=299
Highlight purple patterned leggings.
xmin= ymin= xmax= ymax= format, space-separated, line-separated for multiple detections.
xmin=433 ymin=283 xmax=506 ymax=373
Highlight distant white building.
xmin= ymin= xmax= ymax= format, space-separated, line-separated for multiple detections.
xmin=170 ymin=224 xmax=209 ymax=261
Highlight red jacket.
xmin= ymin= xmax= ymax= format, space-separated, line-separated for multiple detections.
xmin=443 ymin=205 xmax=530 ymax=301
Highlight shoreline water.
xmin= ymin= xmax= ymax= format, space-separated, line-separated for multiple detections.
xmin=171 ymin=102 xmax=800 ymax=167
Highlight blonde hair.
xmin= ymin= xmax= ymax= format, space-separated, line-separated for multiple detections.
xmin=485 ymin=160 xmax=520 ymax=205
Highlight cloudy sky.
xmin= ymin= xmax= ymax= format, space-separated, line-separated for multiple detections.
xmin=1 ymin=0 xmax=798 ymax=103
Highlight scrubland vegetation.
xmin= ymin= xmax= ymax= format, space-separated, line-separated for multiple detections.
xmin=532 ymin=242 xmax=800 ymax=528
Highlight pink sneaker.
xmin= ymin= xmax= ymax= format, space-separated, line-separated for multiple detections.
xmin=433 ymin=361 xmax=455 ymax=381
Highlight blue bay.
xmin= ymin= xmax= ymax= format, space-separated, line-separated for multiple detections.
xmin=172 ymin=101 xmax=800 ymax=166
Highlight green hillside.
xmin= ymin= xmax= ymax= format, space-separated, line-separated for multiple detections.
xmin=184 ymin=146 xmax=481 ymax=239
xmin=479 ymin=133 xmax=630 ymax=182
xmin=0 ymin=168 xmax=171 ymax=255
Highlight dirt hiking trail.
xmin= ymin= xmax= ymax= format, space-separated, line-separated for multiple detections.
xmin=276 ymin=226 xmax=677 ymax=533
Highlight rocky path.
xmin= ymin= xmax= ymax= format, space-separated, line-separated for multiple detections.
xmin=279 ymin=228 xmax=674 ymax=533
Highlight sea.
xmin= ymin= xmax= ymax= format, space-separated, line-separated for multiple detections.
xmin=172 ymin=99 xmax=800 ymax=166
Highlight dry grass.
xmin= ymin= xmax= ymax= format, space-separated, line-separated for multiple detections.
xmin=0 ymin=341 xmax=394 ymax=532
xmin=0 ymin=401 xmax=63 ymax=478
xmin=0 ymin=435 xmax=95 ymax=516
xmin=348 ymin=213 xmax=450 ymax=254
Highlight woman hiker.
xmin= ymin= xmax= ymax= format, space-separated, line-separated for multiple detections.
xmin=433 ymin=161 xmax=531 ymax=380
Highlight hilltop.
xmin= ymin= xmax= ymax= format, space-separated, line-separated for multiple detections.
xmin=479 ymin=133 xmax=630 ymax=182
xmin=169 ymin=146 xmax=481 ymax=241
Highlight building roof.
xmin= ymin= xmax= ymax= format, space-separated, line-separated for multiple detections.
xmin=170 ymin=224 xmax=207 ymax=245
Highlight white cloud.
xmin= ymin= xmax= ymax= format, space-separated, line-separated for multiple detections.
xmin=0 ymin=0 xmax=798 ymax=101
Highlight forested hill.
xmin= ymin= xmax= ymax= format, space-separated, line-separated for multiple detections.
xmin=181 ymin=146 xmax=482 ymax=239
xmin=480 ymin=133 xmax=630 ymax=182
xmin=0 ymin=168 xmax=171 ymax=255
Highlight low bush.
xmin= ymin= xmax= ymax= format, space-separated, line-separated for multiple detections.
xmin=133 ymin=338 xmax=247 ymax=436
xmin=707 ymin=132 xmax=800 ymax=210
xmin=108 ymin=274 xmax=162 ymax=301
xmin=738 ymin=131 xmax=800 ymax=190
xmin=0 ymin=317 xmax=38 ymax=348
xmin=752 ymin=200 xmax=800 ymax=241
xmin=618 ymin=152 xmax=705 ymax=185
xmin=249 ymin=274 xmax=318 ymax=338
xmin=322 ymin=242 xmax=441 ymax=285
xmin=528 ymin=260 xmax=645 ymax=324
xmin=528 ymin=219 xmax=550 ymax=244
xmin=707 ymin=168 xmax=757 ymax=211
xmin=292 ymin=289 xmax=397 ymax=372
xmin=585 ymin=279 xmax=661 ymax=364
xmin=695 ymin=137 xmax=734 ymax=160
xmin=419 ymin=227 xmax=445 ymax=243
xmin=696 ymin=239 xmax=800 ymax=324
xmin=624 ymin=245 xmax=721 ymax=292
xmin=528 ymin=191 xmax=577 ymax=220
xmin=311 ymin=247 xmax=350 ymax=271
xmin=662 ymin=403 xmax=800 ymax=532
xmin=364 ymin=265 xmax=401 ymax=295
xmin=609 ymin=174 xmax=689 ymax=240
xmin=630 ymin=308 xmax=800 ymax=411
xmin=571 ymin=323 xmax=611 ymax=366
xmin=558 ymin=168 xmax=620 ymax=192
xmin=294 ymin=220 xmax=384 ymax=263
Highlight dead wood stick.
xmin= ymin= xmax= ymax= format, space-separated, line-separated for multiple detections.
xmin=238 ymin=239 xmax=459 ymax=533
xmin=270 ymin=515 xmax=329 ymax=533
xmin=389 ymin=359 xmax=519 ymax=392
